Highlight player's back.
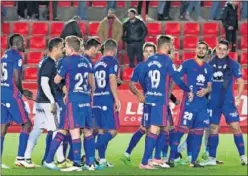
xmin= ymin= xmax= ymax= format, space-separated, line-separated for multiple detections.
xmin=131 ymin=61 xmax=147 ymax=93
xmin=61 ymin=55 xmax=92 ymax=102
xmin=1 ymin=49 xmax=23 ymax=99
xmin=93 ymin=56 xmax=119 ymax=100
xmin=143 ymin=53 xmax=172 ymax=105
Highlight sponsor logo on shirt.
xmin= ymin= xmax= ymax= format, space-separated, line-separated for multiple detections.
xmin=196 ymin=74 xmax=206 ymax=86
xmin=93 ymin=91 xmax=110 ymax=96
xmin=146 ymin=91 xmax=163 ymax=96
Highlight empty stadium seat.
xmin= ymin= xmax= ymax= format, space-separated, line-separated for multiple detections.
xmin=1 ymin=35 xmax=8 ymax=49
xmin=117 ymin=1 xmax=125 ymax=7
xmin=31 ymin=22 xmax=48 ymax=35
xmin=240 ymin=52 xmax=247 ymax=65
xmin=182 ymin=51 xmax=195 ymax=61
xmin=150 ymin=1 xmax=158 ymax=7
xmin=165 ymin=22 xmax=180 ymax=36
xmin=203 ymin=22 xmax=219 ymax=36
xmin=202 ymin=36 xmax=218 ymax=49
xmin=203 ymin=1 xmax=212 ymax=7
xmin=183 ymin=36 xmax=199 ymax=50
xmin=29 ymin=36 xmax=46 ymax=49
xmin=88 ymin=22 xmax=100 ymax=36
xmin=13 ymin=22 xmax=29 ymax=35
xmin=26 ymin=51 xmax=43 ymax=64
xmin=80 ymin=22 xmax=87 ymax=35
xmin=92 ymin=1 xmax=107 ymax=7
xmin=123 ymin=68 xmax=134 ymax=81
xmin=145 ymin=36 xmax=157 ymax=45
xmin=242 ymin=68 xmax=248 ymax=80
xmin=1 ymin=1 xmax=15 ymax=6
xmin=184 ymin=22 xmax=200 ymax=35
xmin=2 ymin=23 xmax=10 ymax=34
xmin=58 ymin=1 xmax=71 ymax=7
xmin=240 ymin=23 xmax=248 ymax=36
xmin=171 ymin=1 xmax=181 ymax=7
xmin=174 ymin=37 xmax=180 ymax=50
xmin=229 ymin=52 xmax=238 ymax=60
xmin=24 ymin=67 xmax=38 ymax=80
xmin=73 ymin=1 xmax=79 ymax=7
xmin=147 ymin=22 xmax=162 ymax=35
xmin=22 ymin=82 xmax=38 ymax=90
xmin=51 ymin=22 xmax=64 ymax=35
xmin=172 ymin=52 xmax=180 ymax=64
xmin=131 ymin=1 xmax=138 ymax=7
xmin=241 ymin=36 xmax=248 ymax=50
xmin=123 ymin=53 xmax=130 ymax=65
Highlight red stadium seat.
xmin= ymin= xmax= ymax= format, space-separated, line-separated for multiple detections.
xmin=183 ymin=36 xmax=199 ymax=50
xmin=171 ymin=1 xmax=181 ymax=7
xmin=26 ymin=51 xmax=43 ymax=64
xmin=73 ymin=1 xmax=79 ymax=7
xmin=123 ymin=53 xmax=130 ymax=65
xmin=165 ymin=22 xmax=181 ymax=36
xmin=58 ymin=1 xmax=71 ymax=7
xmin=174 ymin=37 xmax=180 ymax=50
xmin=202 ymin=22 xmax=219 ymax=36
xmin=182 ymin=51 xmax=196 ymax=61
xmin=2 ymin=23 xmax=10 ymax=34
xmin=88 ymin=22 xmax=100 ymax=36
xmin=92 ymin=52 xmax=102 ymax=64
xmin=24 ymin=67 xmax=38 ymax=80
xmin=79 ymin=22 xmax=87 ymax=35
xmin=51 ymin=22 xmax=64 ymax=35
xmin=1 ymin=35 xmax=8 ymax=49
xmin=150 ymin=1 xmax=158 ymax=7
xmin=240 ymin=23 xmax=248 ymax=36
xmin=172 ymin=52 xmax=180 ymax=64
xmin=31 ymin=22 xmax=48 ymax=35
xmin=147 ymin=22 xmax=162 ymax=35
xmin=241 ymin=36 xmax=248 ymax=50
xmin=228 ymin=52 xmax=238 ymax=60
xmin=145 ymin=36 xmax=157 ymax=45
xmin=203 ymin=1 xmax=212 ymax=7
xmin=184 ymin=22 xmax=200 ymax=35
xmin=29 ymin=36 xmax=46 ymax=49
xmin=13 ymin=22 xmax=29 ymax=35
xmin=92 ymin=1 xmax=107 ymax=7
xmin=131 ymin=1 xmax=138 ymax=7
xmin=240 ymin=52 xmax=247 ymax=65
xmin=22 ymin=82 xmax=38 ymax=90
xmin=117 ymin=1 xmax=125 ymax=7
xmin=123 ymin=68 xmax=134 ymax=81
xmin=202 ymin=36 xmax=218 ymax=49
xmin=1 ymin=1 xmax=15 ymax=6
xmin=242 ymin=68 xmax=248 ymax=80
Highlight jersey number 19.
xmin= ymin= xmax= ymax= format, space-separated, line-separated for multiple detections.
xmin=148 ymin=70 xmax=160 ymax=88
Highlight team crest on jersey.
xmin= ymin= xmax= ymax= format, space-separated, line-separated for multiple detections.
xmin=18 ymin=59 xmax=22 ymax=67
xmin=223 ymin=64 xmax=227 ymax=69
xmin=114 ymin=65 xmax=118 ymax=72
xmin=177 ymin=65 xmax=183 ymax=72
xmin=2 ymin=54 xmax=7 ymax=59
xmin=204 ymin=68 xmax=207 ymax=74
xmin=196 ymin=74 xmax=206 ymax=85
xmin=230 ymin=111 xmax=238 ymax=117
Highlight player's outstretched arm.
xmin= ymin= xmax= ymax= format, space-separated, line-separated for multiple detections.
xmin=110 ymin=74 xmax=120 ymax=112
xmin=129 ymin=81 xmax=145 ymax=103
xmin=235 ymin=78 xmax=245 ymax=107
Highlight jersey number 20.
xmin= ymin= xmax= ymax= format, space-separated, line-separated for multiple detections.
xmin=1 ymin=63 xmax=8 ymax=81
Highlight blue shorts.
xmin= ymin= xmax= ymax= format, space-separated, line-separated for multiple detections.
xmin=60 ymin=101 xmax=92 ymax=130
xmin=208 ymin=103 xmax=240 ymax=125
xmin=141 ymin=104 xmax=150 ymax=128
xmin=93 ymin=100 xmax=120 ymax=130
xmin=178 ymin=105 xmax=209 ymax=129
xmin=144 ymin=104 xmax=169 ymax=127
xmin=1 ymin=97 xmax=30 ymax=125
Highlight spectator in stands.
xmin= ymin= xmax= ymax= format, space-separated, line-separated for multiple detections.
xmin=184 ymin=1 xmax=205 ymax=21
xmin=209 ymin=1 xmax=222 ymax=21
xmin=107 ymin=1 xmax=116 ymax=14
xmin=241 ymin=1 xmax=248 ymax=21
xmin=78 ymin=1 xmax=87 ymax=20
xmin=60 ymin=16 xmax=83 ymax=39
xmin=122 ymin=8 xmax=147 ymax=68
xmin=157 ymin=1 xmax=172 ymax=21
xmin=137 ymin=1 xmax=153 ymax=21
xmin=98 ymin=8 xmax=123 ymax=44
xmin=41 ymin=1 xmax=58 ymax=21
xmin=1 ymin=6 xmax=7 ymax=23
xmin=17 ymin=1 xmax=39 ymax=20
xmin=221 ymin=1 xmax=239 ymax=52
xmin=179 ymin=2 xmax=189 ymax=20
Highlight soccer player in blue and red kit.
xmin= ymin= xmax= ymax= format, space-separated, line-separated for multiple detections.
xmin=202 ymin=39 xmax=247 ymax=166
xmin=48 ymin=36 xmax=95 ymax=171
xmin=139 ymin=35 xmax=192 ymax=169
xmin=1 ymin=34 xmax=33 ymax=169
xmin=169 ymin=41 xmax=213 ymax=168
xmin=93 ymin=39 xmax=120 ymax=167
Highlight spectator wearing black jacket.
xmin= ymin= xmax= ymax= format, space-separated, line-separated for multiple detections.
xmin=221 ymin=1 xmax=239 ymax=52
xmin=122 ymin=8 xmax=148 ymax=68
xmin=60 ymin=16 xmax=83 ymax=39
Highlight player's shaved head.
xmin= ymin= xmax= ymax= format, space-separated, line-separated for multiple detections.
xmin=65 ymin=35 xmax=81 ymax=52
xmin=103 ymin=39 xmax=117 ymax=55
xmin=9 ymin=33 xmax=25 ymax=52
xmin=157 ymin=35 xmax=173 ymax=48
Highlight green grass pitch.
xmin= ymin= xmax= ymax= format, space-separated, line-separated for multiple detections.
xmin=1 ymin=134 xmax=247 ymax=175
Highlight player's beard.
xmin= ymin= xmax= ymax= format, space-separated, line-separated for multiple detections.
xmin=197 ymin=54 xmax=205 ymax=59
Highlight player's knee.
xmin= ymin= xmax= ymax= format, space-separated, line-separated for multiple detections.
xmin=230 ymin=122 xmax=241 ymax=134
xmin=82 ymin=128 xmax=93 ymax=137
xmin=22 ymin=121 xmax=32 ymax=132
xmin=210 ymin=124 xmax=219 ymax=134
xmin=109 ymin=130 xmax=117 ymax=137
xmin=150 ymin=125 xmax=160 ymax=135
xmin=140 ymin=126 xmax=146 ymax=132
xmin=58 ymin=129 xmax=68 ymax=135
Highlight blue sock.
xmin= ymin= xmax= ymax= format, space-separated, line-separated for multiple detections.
xmin=186 ymin=132 xmax=193 ymax=157
xmin=208 ymin=134 xmax=219 ymax=158
xmin=162 ymin=132 xmax=169 ymax=158
xmin=67 ymin=134 xmax=74 ymax=161
xmin=45 ymin=132 xmax=65 ymax=163
xmin=72 ymin=138 xmax=81 ymax=166
xmin=1 ymin=136 xmax=4 ymax=158
xmin=141 ymin=133 xmax=158 ymax=165
xmin=102 ymin=132 xmax=113 ymax=146
xmin=169 ymin=127 xmax=187 ymax=161
xmin=234 ymin=133 xmax=245 ymax=156
xmin=169 ymin=128 xmax=176 ymax=147
xmin=17 ymin=130 xmax=30 ymax=157
xmin=126 ymin=128 xmax=145 ymax=155
xmin=191 ymin=129 xmax=204 ymax=163
xmin=97 ymin=134 xmax=105 ymax=159
xmin=84 ymin=135 xmax=95 ymax=165
xmin=154 ymin=131 xmax=167 ymax=160
xmin=42 ymin=131 xmax=53 ymax=162
xmin=63 ymin=133 xmax=69 ymax=157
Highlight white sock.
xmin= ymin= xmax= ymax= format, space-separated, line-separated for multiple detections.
xmin=177 ymin=138 xmax=187 ymax=153
xmin=100 ymin=159 xmax=106 ymax=163
xmin=56 ymin=142 xmax=65 ymax=163
xmin=24 ymin=128 xmax=43 ymax=159
xmin=204 ymin=128 xmax=211 ymax=148
xmin=124 ymin=152 xmax=130 ymax=158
